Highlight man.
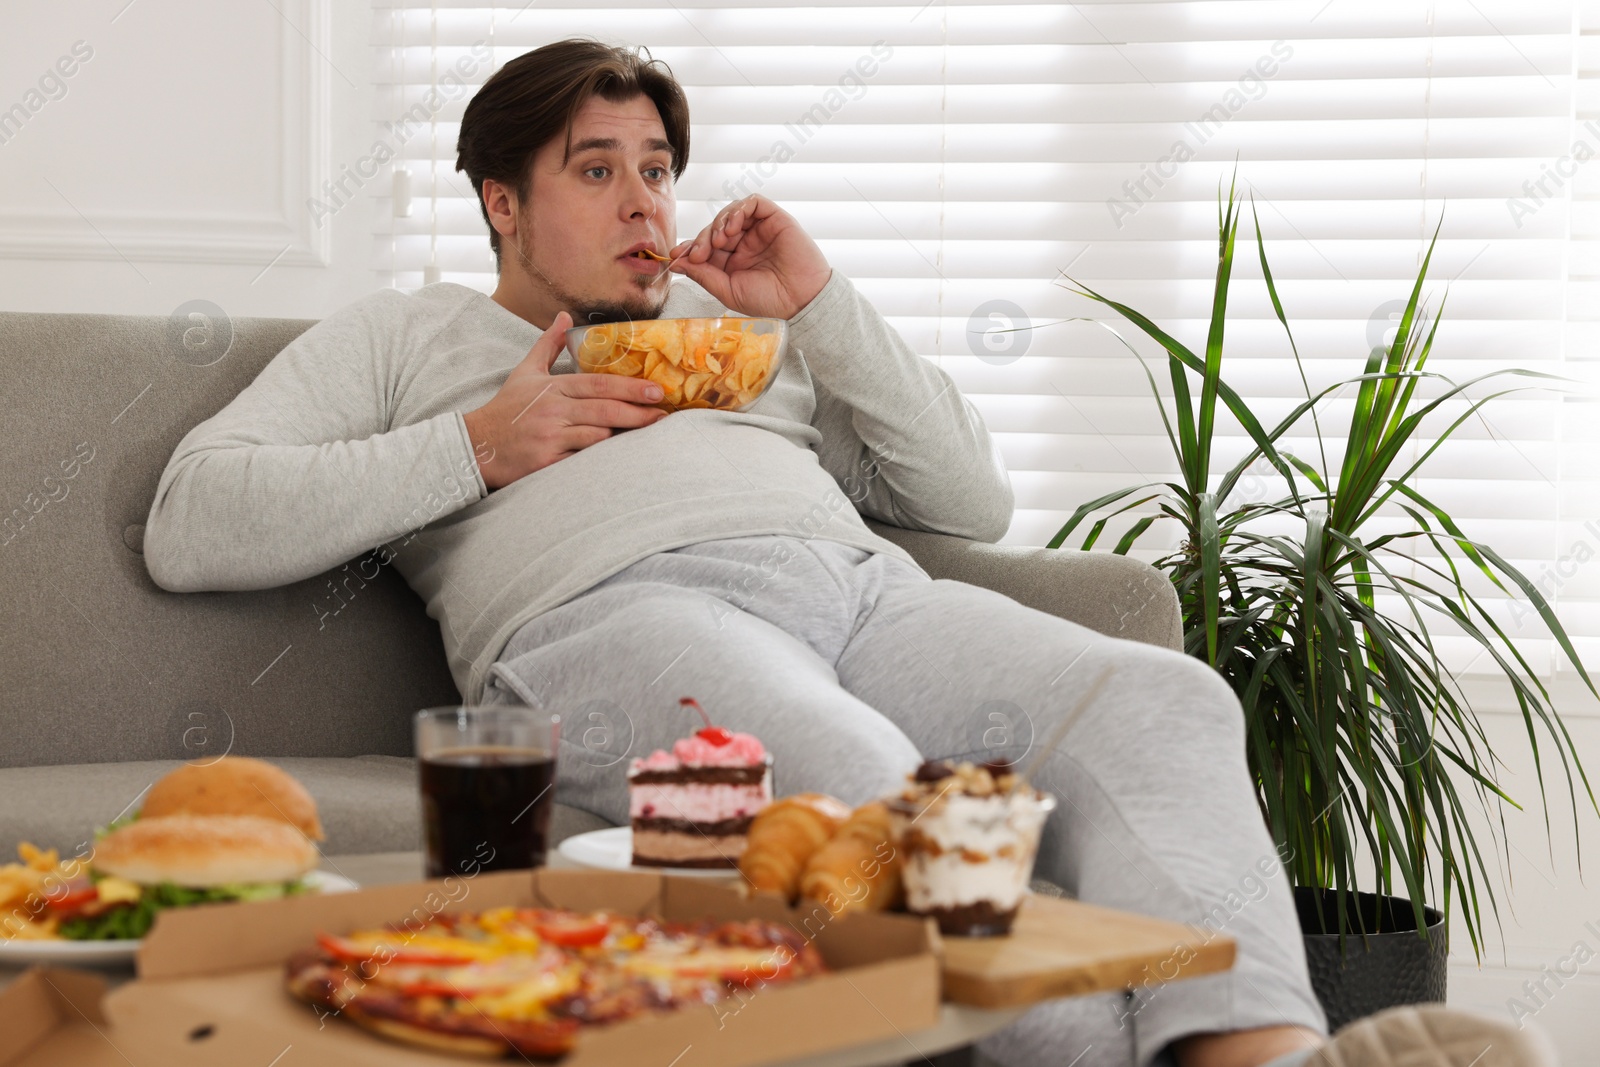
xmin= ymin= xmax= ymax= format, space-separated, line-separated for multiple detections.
xmin=144 ymin=38 xmax=1554 ymax=1067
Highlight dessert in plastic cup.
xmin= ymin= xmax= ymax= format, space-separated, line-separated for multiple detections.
xmin=886 ymin=758 xmax=1056 ymax=937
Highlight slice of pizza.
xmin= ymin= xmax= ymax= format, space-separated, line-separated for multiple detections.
xmin=284 ymin=907 xmax=829 ymax=1059
xmin=285 ymin=931 xmax=584 ymax=1058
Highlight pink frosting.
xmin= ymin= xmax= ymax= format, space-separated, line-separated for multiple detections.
xmin=629 ymin=780 xmax=772 ymax=822
xmin=674 ymin=731 xmax=766 ymax=766
xmin=632 ymin=749 xmax=681 ymax=772
xmin=628 ymin=730 xmax=767 ymax=773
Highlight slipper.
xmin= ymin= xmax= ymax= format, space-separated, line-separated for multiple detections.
xmin=1301 ymin=1003 xmax=1560 ymax=1067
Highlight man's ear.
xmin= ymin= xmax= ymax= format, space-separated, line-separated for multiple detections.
xmin=481 ymin=178 xmax=519 ymax=242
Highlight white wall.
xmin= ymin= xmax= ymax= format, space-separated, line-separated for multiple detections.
xmin=0 ymin=0 xmax=378 ymax=320
xmin=5 ymin=0 xmax=1598 ymax=1059
xmin=1435 ymin=677 xmax=1600 ymax=1056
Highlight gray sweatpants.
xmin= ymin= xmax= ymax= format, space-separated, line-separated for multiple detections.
xmin=484 ymin=534 xmax=1328 ymax=1067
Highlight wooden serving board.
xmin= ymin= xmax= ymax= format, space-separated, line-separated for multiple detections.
xmin=936 ymin=893 xmax=1236 ymax=1008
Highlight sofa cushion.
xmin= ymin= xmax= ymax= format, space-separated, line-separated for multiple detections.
xmin=0 ymin=312 xmax=460 ymax=769
xmin=0 ymin=756 xmax=613 ymax=857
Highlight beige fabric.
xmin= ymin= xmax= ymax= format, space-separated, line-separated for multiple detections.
xmin=1308 ymin=1003 xmax=1558 ymax=1067
xmin=0 ymin=312 xmax=458 ymax=770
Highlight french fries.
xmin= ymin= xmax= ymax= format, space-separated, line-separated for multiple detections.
xmin=574 ymin=318 xmax=780 ymax=411
xmin=0 ymin=842 xmax=86 ymax=940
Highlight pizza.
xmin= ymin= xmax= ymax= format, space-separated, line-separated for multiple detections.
xmin=284 ymin=906 xmax=827 ymax=1058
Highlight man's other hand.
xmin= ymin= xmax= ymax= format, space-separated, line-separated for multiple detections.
xmin=463 ymin=311 xmax=669 ymax=490
xmin=667 ymin=195 xmax=832 ymax=321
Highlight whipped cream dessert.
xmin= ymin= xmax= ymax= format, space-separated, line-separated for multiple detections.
xmin=626 ymin=728 xmax=772 ymax=868
xmin=887 ymin=759 xmax=1055 ymax=935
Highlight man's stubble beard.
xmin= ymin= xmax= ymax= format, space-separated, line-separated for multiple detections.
xmin=510 ymin=219 xmax=667 ymax=328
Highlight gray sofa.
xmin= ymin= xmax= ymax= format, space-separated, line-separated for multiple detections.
xmin=0 ymin=309 xmax=1182 ymax=857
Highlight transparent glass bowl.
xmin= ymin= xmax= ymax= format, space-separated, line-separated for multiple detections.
xmin=563 ymin=317 xmax=787 ymax=413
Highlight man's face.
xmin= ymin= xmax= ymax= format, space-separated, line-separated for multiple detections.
xmin=504 ymin=93 xmax=677 ymax=327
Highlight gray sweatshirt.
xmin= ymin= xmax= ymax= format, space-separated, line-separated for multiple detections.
xmin=144 ymin=270 xmax=1013 ymax=700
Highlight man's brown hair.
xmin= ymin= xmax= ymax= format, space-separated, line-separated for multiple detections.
xmin=456 ymin=38 xmax=691 ymax=271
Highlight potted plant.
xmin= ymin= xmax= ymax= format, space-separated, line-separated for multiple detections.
xmin=1049 ymin=179 xmax=1598 ymax=1027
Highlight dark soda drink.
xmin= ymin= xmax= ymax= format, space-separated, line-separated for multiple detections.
xmin=419 ymin=745 xmax=555 ymax=878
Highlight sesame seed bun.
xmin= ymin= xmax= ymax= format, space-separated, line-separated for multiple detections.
xmin=140 ymin=757 xmax=325 ymax=841
xmin=94 ymin=814 xmax=319 ymax=887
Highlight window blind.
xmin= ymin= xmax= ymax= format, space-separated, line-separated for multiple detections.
xmin=369 ymin=0 xmax=1594 ymax=675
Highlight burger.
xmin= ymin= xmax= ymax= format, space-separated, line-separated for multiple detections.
xmin=139 ymin=756 xmax=326 ymax=839
xmin=49 ymin=757 xmax=326 ymax=940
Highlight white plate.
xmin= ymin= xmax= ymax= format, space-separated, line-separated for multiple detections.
xmin=0 ymin=869 xmax=359 ymax=967
xmin=558 ymin=827 xmax=742 ymax=880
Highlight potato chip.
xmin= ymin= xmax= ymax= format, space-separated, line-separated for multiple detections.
xmin=572 ymin=318 xmax=781 ymax=412
xmin=613 ymin=349 xmax=646 ymax=377
xmin=686 ymin=372 xmax=716 ymax=402
xmin=639 ymin=321 xmax=684 ymax=367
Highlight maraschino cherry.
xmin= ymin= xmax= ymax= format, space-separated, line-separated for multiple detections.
xmin=680 ymin=697 xmax=732 ymax=745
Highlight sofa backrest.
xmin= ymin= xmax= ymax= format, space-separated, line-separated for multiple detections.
xmin=0 ymin=310 xmax=459 ymax=769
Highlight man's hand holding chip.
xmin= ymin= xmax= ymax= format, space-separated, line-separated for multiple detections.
xmin=667 ymin=195 xmax=833 ymax=321
xmin=463 ymin=311 xmax=670 ymax=490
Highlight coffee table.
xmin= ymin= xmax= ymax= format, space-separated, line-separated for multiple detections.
xmin=0 ymin=850 xmax=1025 ymax=1067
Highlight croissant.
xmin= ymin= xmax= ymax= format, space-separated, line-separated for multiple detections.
xmin=798 ymin=800 xmax=903 ymax=916
xmin=739 ymin=792 xmax=852 ymax=902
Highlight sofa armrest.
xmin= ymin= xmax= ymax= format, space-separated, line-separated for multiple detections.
xmin=864 ymin=520 xmax=1182 ymax=651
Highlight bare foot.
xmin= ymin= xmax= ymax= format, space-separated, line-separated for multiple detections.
xmin=1173 ymin=1024 xmax=1325 ymax=1067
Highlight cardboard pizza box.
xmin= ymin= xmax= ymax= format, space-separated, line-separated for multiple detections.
xmin=0 ymin=868 xmax=941 ymax=1067
xmin=0 ymin=967 xmax=136 ymax=1067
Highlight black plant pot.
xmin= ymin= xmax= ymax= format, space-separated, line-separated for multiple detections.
xmin=1295 ymin=886 xmax=1448 ymax=1033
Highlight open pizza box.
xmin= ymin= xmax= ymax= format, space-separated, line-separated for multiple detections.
xmin=0 ymin=868 xmax=942 ymax=1067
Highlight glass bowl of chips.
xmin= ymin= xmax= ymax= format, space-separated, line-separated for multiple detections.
xmin=564 ymin=317 xmax=786 ymax=412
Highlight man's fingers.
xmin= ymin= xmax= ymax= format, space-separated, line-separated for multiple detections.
xmin=565 ymin=371 xmax=665 ymax=405
xmin=710 ymin=195 xmax=751 ymax=233
xmin=561 ymin=396 xmax=670 ymax=429
xmin=670 ymin=194 xmax=773 ymax=265
xmin=528 ymin=311 xmax=572 ymax=373
xmin=705 ymin=195 xmax=764 ymax=248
